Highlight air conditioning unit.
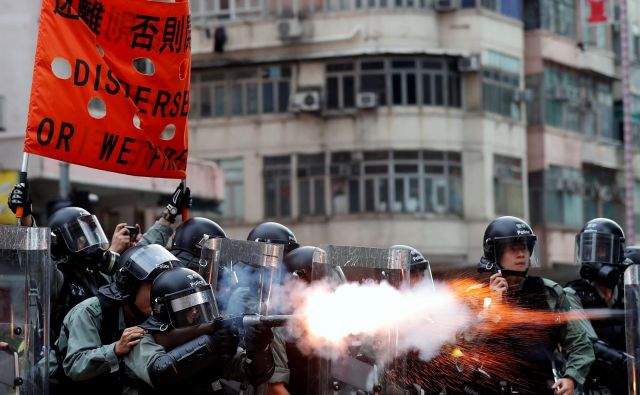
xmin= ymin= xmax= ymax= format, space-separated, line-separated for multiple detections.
xmin=458 ymin=55 xmax=481 ymax=73
xmin=292 ymin=90 xmax=321 ymax=112
xmin=433 ymin=0 xmax=460 ymax=12
xmin=512 ymin=89 xmax=533 ymax=103
xmin=356 ymin=92 xmax=377 ymax=109
xmin=277 ymin=18 xmax=303 ymax=40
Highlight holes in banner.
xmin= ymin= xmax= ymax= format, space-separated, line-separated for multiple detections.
xmin=51 ymin=58 xmax=72 ymax=79
xmin=160 ymin=124 xmax=176 ymax=141
xmin=179 ymin=59 xmax=188 ymax=80
xmin=96 ymin=45 xmax=104 ymax=57
xmin=133 ymin=113 xmax=142 ymax=130
xmin=133 ymin=58 xmax=155 ymax=76
xmin=88 ymin=97 xmax=107 ymax=119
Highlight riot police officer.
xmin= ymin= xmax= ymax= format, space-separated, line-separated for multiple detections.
xmin=170 ymin=216 xmax=226 ymax=270
xmin=247 ymin=222 xmax=300 ymax=256
xmin=52 ymin=244 xmax=176 ymax=394
xmin=123 ymin=267 xmax=275 ymax=394
xmin=479 ymin=216 xmax=594 ymax=395
xmin=565 ymin=218 xmax=629 ymax=394
xmin=47 ymin=206 xmax=121 ymax=340
xmin=7 ymin=181 xmax=191 ymax=339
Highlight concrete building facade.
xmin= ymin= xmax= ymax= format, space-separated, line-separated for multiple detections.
xmin=524 ymin=0 xmax=640 ymax=277
xmin=188 ymin=0 xmax=529 ymax=272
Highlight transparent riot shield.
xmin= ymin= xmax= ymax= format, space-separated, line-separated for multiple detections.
xmin=0 ymin=225 xmax=51 ymax=395
xmin=200 ymin=238 xmax=282 ymax=317
xmin=625 ymin=263 xmax=640 ymax=395
xmin=200 ymin=238 xmax=282 ymax=395
xmin=309 ymin=245 xmax=412 ymax=395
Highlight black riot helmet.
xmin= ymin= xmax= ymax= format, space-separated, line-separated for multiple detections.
xmin=247 ymin=222 xmax=299 ymax=255
xmin=150 ymin=267 xmax=219 ymax=329
xmin=390 ymin=244 xmax=434 ymax=286
xmin=48 ymin=206 xmax=109 ymax=263
xmin=171 ymin=217 xmax=226 ymax=269
xmin=576 ymin=218 xmax=626 ymax=288
xmin=100 ymin=245 xmax=178 ymax=301
xmin=282 ymin=246 xmax=347 ymax=285
xmin=482 ymin=216 xmax=537 ymax=276
xmin=283 ymin=246 xmax=324 ymax=284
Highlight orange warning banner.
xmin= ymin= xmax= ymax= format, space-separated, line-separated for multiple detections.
xmin=24 ymin=0 xmax=191 ymax=179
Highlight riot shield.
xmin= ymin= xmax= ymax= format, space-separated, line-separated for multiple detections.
xmin=625 ymin=263 xmax=640 ymax=395
xmin=200 ymin=238 xmax=282 ymax=317
xmin=309 ymin=245 xmax=412 ymax=395
xmin=199 ymin=238 xmax=282 ymax=395
xmin=0 ymin=225 xmax=51 ymax=395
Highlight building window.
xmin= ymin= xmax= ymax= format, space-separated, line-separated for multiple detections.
xmin=218 ymin=159 xmax=245 ymax=220
xmin=192 ymin=66 xmax=291 ymax=118
xmin=273 ymin=0 xmax=431 ymax=15
xmin=264 ymin=156 xmax=291 ymax=218
xmin=461 ymin=0 xmax=522 ymax=19
xmin=483 ymin=51 xmax=521 ymax=119
xmin=494 ymin=155 xmax=524 ymax=217
xmin=539 ymin=64 xmax=614 ymax=140
xmin=524 ymin=0 xmax=576 ymax=38
xmin=191 ymin=0 xmax=264 ymax=24
xmin=547 ymin=166 xmax=583 ymax=228
xmin=298 ymin=153 xmax=326 ymax=216
xmin=583 ymin=165 xmax=624 ymax=225
xmin=326 ymin=57 xmax=461 ymax=111
xmin=326 ymin=63 xmax=356 ymax=110
xmin=330 ymin=150 xmax=463 ymax=215
xmin=330 ymin=152 xmax=360 ymax=214
xmin=545 ymin=0 xmax=576 ymax=38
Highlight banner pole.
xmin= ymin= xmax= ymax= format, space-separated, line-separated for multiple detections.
xmin=181 ymin=179 xmax=189 ymax=221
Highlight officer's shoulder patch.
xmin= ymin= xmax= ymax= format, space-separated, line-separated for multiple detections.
xmin=76 ymin=296 xmax=102 ymax=317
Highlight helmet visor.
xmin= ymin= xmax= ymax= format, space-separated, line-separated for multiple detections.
xmin=60 ymin=214 xmax=109 ymax=253
xmin=254 ymin=238 xmax=300 ymax=255
xmin=167 ymin=284 xmax=219 ymax=328
xmin=493 ymin=235 xmax=539 ymax=269
xmin=575 ymin=233 xmax=622 ymax=265
xmin=127 ymin=246 xmax=178 ymax=281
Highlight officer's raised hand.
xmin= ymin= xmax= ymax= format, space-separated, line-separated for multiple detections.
xmin=489 ymin=272 xmax=508 ymax=302
xmin=161 ymin=184 xmax=192 ymax=224
xmin=115 ymin=326 xmax=145 ymax=357
xmin=110 ymin=223 xmax=133 ymax=254
xmin=8 ymin=182 xmax=33 ymax=226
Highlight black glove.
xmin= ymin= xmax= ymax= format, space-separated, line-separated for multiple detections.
xmin=163 ymin=184 xmax=192 ymax=223
xmin=7 ymin=182 xmax=32 ymax=216
xmin=243 ymin=321 xmax=273 ymax=355
xmin=210 ymin=325 xmax=239 ymax=362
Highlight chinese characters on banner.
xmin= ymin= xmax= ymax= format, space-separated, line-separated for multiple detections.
xmin=24 ymin=0 xmax=191 ymax=179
